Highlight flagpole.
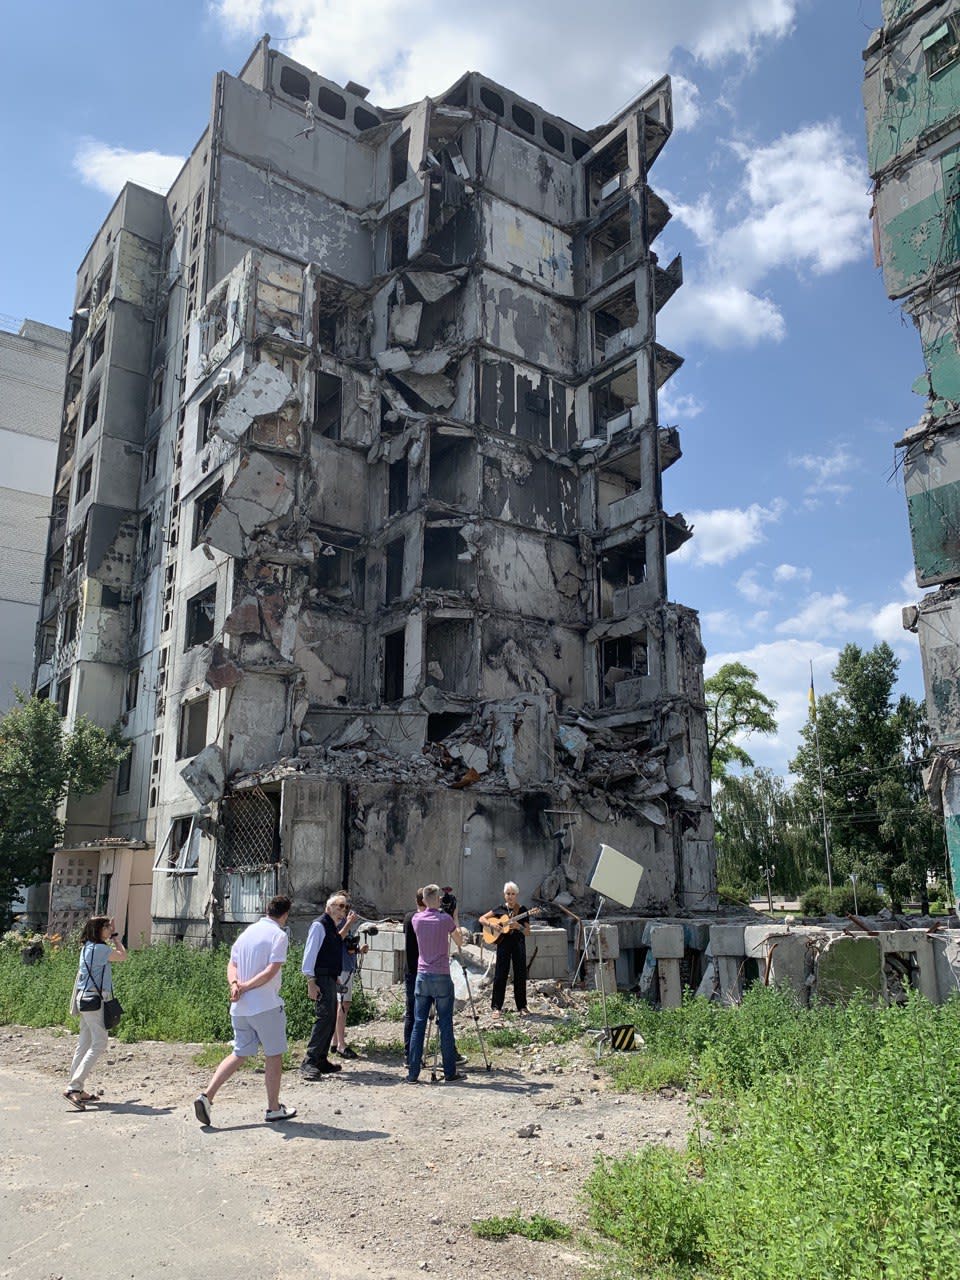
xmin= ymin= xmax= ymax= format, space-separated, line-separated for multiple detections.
xmin=810 ymin=661 xmax=833 ymax=891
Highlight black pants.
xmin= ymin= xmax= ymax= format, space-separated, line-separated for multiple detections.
xmin=303 ymin=974 xmax=337 ymax=1066
xmin=491 ymin=933 xmax=527 ymax=1012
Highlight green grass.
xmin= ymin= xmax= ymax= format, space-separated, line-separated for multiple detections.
xmin=472 ymin=1212 xmax=571 ymax=1242
xmin=584 ymin=986 xmax=960 ymax=1280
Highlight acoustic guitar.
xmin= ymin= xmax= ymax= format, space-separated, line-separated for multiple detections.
xmin=482 ymin=907 xmax=541 ymax=946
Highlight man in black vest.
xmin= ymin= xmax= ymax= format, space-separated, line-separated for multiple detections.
xmin=300 ymin=893 xmax=356 ymax=1079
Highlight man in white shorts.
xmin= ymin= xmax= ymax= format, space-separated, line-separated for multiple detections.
xmin=194 ymin=895 xmax=297 ymax=1126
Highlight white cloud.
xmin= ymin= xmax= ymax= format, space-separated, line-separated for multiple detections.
xmin=658 ymin=384 xmax=705 ymax=421
xmin=669 ymin=75 xmax=703 ymax=132
xmin=213 ymin=0 xmax=799 ymax=126
xmin=703 ymin=609 xmax=744 ymax=635
xmin=773 ymin=563 xmax=812 ymax=583
xmin=657 ymin=280 xmax=785 ymax=349
xmin=74 ymin=139 xmax=185 ymax=197
xmin=871 ymin=601 xmax=914 ymax=647
xmin=674 ymin=499 xmax=785 ymax=567
xmin=775 ymin=591 xmax=867 ymax=637
xmin=663 ymin=192 xmax=718 ymax=245
xmin=736 ymin=569 xmax=775 ymax=604
xmin=900 ymin=569 xmax=918 ymax=596
xmin=789 ymin=445 xmax=856 ymax=500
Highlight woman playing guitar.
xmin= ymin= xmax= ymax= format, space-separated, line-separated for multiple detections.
xmin=479 ymin=882 xmax=532 ymax=1018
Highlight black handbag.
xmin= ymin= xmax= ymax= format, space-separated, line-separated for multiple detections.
xmin=79 ymin=944 xmax=123 ymax=1028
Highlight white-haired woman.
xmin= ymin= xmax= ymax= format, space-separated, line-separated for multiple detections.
xmin=479 ymin=882 xmax=530 ymax=1017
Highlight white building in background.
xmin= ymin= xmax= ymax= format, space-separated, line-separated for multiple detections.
xmin=0 ymin=319 xmax=68 ymax=712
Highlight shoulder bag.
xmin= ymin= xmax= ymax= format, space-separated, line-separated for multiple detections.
xmin=78 ymin=943 xmax=124 ymax=1029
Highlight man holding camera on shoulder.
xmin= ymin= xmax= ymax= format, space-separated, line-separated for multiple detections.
xmin=300 ymin=893 xmax=357 ymax=1080
xmin=405 ymin=884 xmax=466 ymax=1084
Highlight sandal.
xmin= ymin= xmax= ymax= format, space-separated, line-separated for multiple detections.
xmin=77 ymin=1091 xmax=98 ymax=1103
xmin=64 ymin=1089 xmax=85 ymax=1111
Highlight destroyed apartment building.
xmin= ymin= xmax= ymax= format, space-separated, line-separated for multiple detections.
xmin=35 ymin=36 xmax=713 ymax=943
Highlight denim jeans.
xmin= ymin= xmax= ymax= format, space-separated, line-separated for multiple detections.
xmin=403 ymin=972 xmax=417 ymax=1060
xmin=406 ymin=972 xmax=456 ymax=1080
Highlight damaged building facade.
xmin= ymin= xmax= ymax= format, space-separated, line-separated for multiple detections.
xmin=864 ymin=2 xmax=960 ymax=907
xmin=36 ymin=37 xmax=713 ymax=942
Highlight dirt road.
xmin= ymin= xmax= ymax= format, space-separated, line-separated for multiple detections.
xmin=0 ymin=1013 xmax=688 ymax=1280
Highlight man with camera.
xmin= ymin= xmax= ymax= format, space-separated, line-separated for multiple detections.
xmin=405 ymin=884 xmax=465 ymax=1084
xmin=300 ymin=893 xmax=357 ymax=1080
xmin=333 ymin=893 xmax=369 ymax=1060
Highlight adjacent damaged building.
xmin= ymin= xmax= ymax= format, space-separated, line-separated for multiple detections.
xmin=864 ymin=2 xmax=960 ymax=906
xmin=37 ymin=37 xmax=713 ymax=941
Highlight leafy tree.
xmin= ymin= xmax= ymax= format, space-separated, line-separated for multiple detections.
xmin=0 ymin=694 xmax=128 ymax=924
xmin=705 ymin=662 xmax=778 ymax=781
xmin=790 ymin=643 xmax=942 ymax=909
xmin=714 ymin=767 xmax=823 ymax=896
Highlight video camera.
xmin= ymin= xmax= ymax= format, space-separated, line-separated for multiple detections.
xmin=345 ymin=922 xmax=378 ymax=954
xmin=439 ymin=887 xmax=457 ymax=917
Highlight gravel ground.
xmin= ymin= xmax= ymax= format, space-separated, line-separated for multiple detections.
xmin=0 ymin=993 xmax=689 ymax=1280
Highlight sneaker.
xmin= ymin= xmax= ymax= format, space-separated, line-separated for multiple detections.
xmin=265 ymin=1104 xmax=297 ymax=1122
xmin=340 ymin=1045 xmax=359 ymax=1060
xmin=440 ymin=1073 xmax=468 ymax=1084
xmin=299 ymin=1068 xmax=321 ymax=1082
xmin=317 ymin=1058 xmax=342 ymax=1074
xmin=403 ymin=1076 xmax=421 ymax=1084
xmin=194 ymin=1093 xmax=212 ymax=1125
xmin=455 ymin=1053 xmax=468 ymax=1066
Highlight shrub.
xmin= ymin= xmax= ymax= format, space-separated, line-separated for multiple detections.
xmin=800 ymin=883 xmax=886 ymax=918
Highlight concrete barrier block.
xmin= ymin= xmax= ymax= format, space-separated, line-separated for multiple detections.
xmin=650 ymin=923 xmax=684 ymax=960
xmin=658 ymin=957 xmax=682 ymax=1008
xmin=683 ymin=921 xmax=710 ymax=951
xmin=710 ymin=924 xmax=745 ymax=957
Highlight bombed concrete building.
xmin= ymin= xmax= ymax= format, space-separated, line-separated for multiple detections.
xmin=864 ymin=3 xmax=960 ymax=908
xmin=36 ymin=37 xmax=713 ymax=941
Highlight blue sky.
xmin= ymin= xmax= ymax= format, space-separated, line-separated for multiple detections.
xmin=0 ymin=0 xmax=922 ymax=775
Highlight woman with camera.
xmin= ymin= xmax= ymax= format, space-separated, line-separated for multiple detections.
xmin=64 ymin=915 xmax=127 ymax=1110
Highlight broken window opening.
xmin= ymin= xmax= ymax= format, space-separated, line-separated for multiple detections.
xmin=598 ymin=545 xmax=647 ymax=619
xmin=542 ymin=120 xmax=566 ymax=154
xmin=588 ymin=133 xmax=629 ymax=212
xmin=315 ymin=302 xmax=341 ymax=352
xmin=144 ymin=441 xmax=158 ymax=482
xmin=36 ymin=683 xmax=51 ymax=702
xmin=385 ymin=537 xmax=405 ymax=603
xmin=280 ymin=65 xmax=309 ymax=100
xmin=76 ymin=459 xmax=93 ymax=501
xmin=138 ymin=514 xmax=153 ymax=566
xmin=95 ymin=260 xmax=112 ymax=305
xmin=427 ymin=712 xmax=470 ymax=742
xmin=125 ymin=667 xmax=140 ymax=713
xmin=197 ymin=393 xmax=218 ymax=449
xmin=572 ymin=136 xmax=590 ymax=161
xmin=177 ymin=694 xmax=210 ymax=759
xmin=82 ymin=387 xmax=100 ymax=437
xmin=89 ymin=325 xmax=106 ymax=368
xmin=354 ymin=104 xmax=380 ymax=131
xmin=589 ymin=206 xmax=634 ymax=288
xmin=425 ymin=618 xmax=474 ymax=696
xmin=593 ymin=286 xmax=640 ymax=361
xmin=218 ymin=788 xmax=281 ymax=874
xmin=192 ymin=479 xmax=223 ymax=548
xmin=56 ymin=676 xmax=71 ymax=718
xmin=352 ymin=554 xmax=366 ymax=607
xmin=428 ymin=434 xmax=475 ymax=507
xmin=389 ymin=213 xmax=409 ymax=269
xmin=512 ymin=103 xmax=535 ymax=135
xmin=593 ymin=363 xmax=639 ymax=434
xmin=46 ymin=548 xmax=63 ymax=595
xmin=382 ymin=629 xmax=405 ymax=702
xmin=479 ymin=86 xmax=504 ymax=116
xmin=317 ymin=85 xmax=347 ymax=119
xmin=159 ymin=815 xmax=202 ymax=874
xmin=69 ymin=519 xmax=87 ymax=573
xmin=380 ymin=394 xmax=403 ymax=437
xmin=150 ymin=367 xmax=164 ymax=415
xmin=116 ymin=746 xmax=133 ymax=796
xmin=185 ymin=584 xmax=217 ymax=649
xmin=314 ymin=371 xmax=343 ymax=440
xmin=599 ymin=633 xmax=648 ymax=707
xmin=62 ymin=603 xmax=78 ymax=646
xmin=388 ymin=457 xmax=408 ymax=515
xmin=925 ymin=16 xmax=960 ymax=76
xmin=101 ymin=585 xmax=121 ymax=609
xmin=38 ymin=626 xmax=56 ymax=663
xmin=130 ymin=592 xmax=142 ymax=637
xmin=422 ymin=527 xmax=475 ymax=593
xmin=390 ymin=132 xmax=410 ymax=191
xmin=315 ymin=544 xmax=353 ymax=597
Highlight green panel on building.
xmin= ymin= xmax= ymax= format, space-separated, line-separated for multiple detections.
xmin=907 ymin=479 xmax=960 ymax=579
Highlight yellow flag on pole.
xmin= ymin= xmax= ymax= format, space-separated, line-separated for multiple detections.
xmin=808 ymin=673 xmax=817 ymax=722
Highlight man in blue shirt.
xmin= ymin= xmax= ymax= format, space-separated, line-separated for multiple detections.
xmin=300 ymin=893 xmax=357 ymax=1079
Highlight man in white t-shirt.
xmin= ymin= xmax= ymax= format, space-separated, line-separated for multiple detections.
xmin=194 ymin=895 xmax=297 ymax=1126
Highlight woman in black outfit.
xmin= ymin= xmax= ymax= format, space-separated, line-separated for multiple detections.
xmin=479 ymin=882 xmax=530 ymax=1017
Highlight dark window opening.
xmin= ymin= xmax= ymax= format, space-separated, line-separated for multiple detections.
xmin=185 ymin=585 xmax=216 ymax=649
xmin=389 ymin=212 xmax=408 ymax=269
xmin=101 ymin=585 xmax=121 ymax=609
xmin=383 ymin=629 xmax=405 ymax=702
xmin=116 ymin=747 xmax=133 ymax=795
xmin=380 ymin=394 xmax=403 ymax=436
xmin=145 ymin=442 xmax=158 ymax=481
xmin=599 ymin=633 xmax=648 ymax=707
xmin=428 ymin=434 xmax=474 ymax=506
xmin=280 ymin=65 xmax=310 ymax=101
xmin=314 ymin=371 xmax=343 ymax=439
xmin=36 ymin=683 xmax=51 ymax=702
xmin=130 ymin=592 xmax=142 ymax=637
xmin=593 ymin=363 xmax=639 ymax=432
xmin=150 ymin=367 xmax=164 ymax=413
xmin=442 ymin=80 xmax=469 ymax=108
xmin=177 ymin=695 xmax=209 ymax=758
xmin=192 ymin=479 xmax=223 ymax=548
xmin=479 ymin=86 xmax=504 ymax=116
xmin=316 ymin=304 xmax=340 ymax=351
xmin=423 ymin=526 xmax=474 ymax=592
xmin=354 ymin=104 xmax=380 ymax=131
xmin=198 ymin=394 xmax=218 ymax=448
xmin=572 ymin=136 xmax=590 ymax=161
xmin=388 ymin=458 xmax=408 ymax=515
xmin=82 ymin=388 xmax=100 ymax=436
xmin=353 ymin=554 xmax=366 ymax=607
xmin=46 ymin=548 xmax=63 ymax=594
xmin=125 ymin=667 xmax=139 ymax=712
xmin=594 ymin=286 xmax=640 ymax=360
xmin=139 ymin=514 xmax=152 ymax=565
xmin=512 ymin=103 xmax=535 ymax=134
xmin=390 ymin=132 xmax=410 ymax=191
xmin=425 ymin=618 xmax=474 ymax=695
xmin=62 ymin=604 xmax=78 ymax=645
xmin=385 ymin=537 xmax=404 ymax=603
xmin=542 ymin=120 xmax=566 ymax=153
xmin=427 ymin=712 xmax=470 ymax=742
xmin=76 ymin=459 xmax=93 ymax=500
xmin=525 ymin=388 xmax=549 ymax=417
xmin=89 ymin=325 xmax=106 ymax=366
xmin=57 ymin=676 xmax=71 ymax=718
xmin=316 ymin=545 xmax=353 ymax=596
xmin=588 ymin=133 xmax=629 ymax=211
xmin=589 ymin=207 xmax=633 ymax=286
xmin=599 ymin=546 xmax=647 ymax=618
xmin=69 ymin=520 xmax=87 ymax=573
xmin=925 ymin=17 xmax=960 ymax=76
xmin=39 ymin=626 xmax=56 ymax=662
xmin=317 ymin=85 xmax=347 ymax=119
